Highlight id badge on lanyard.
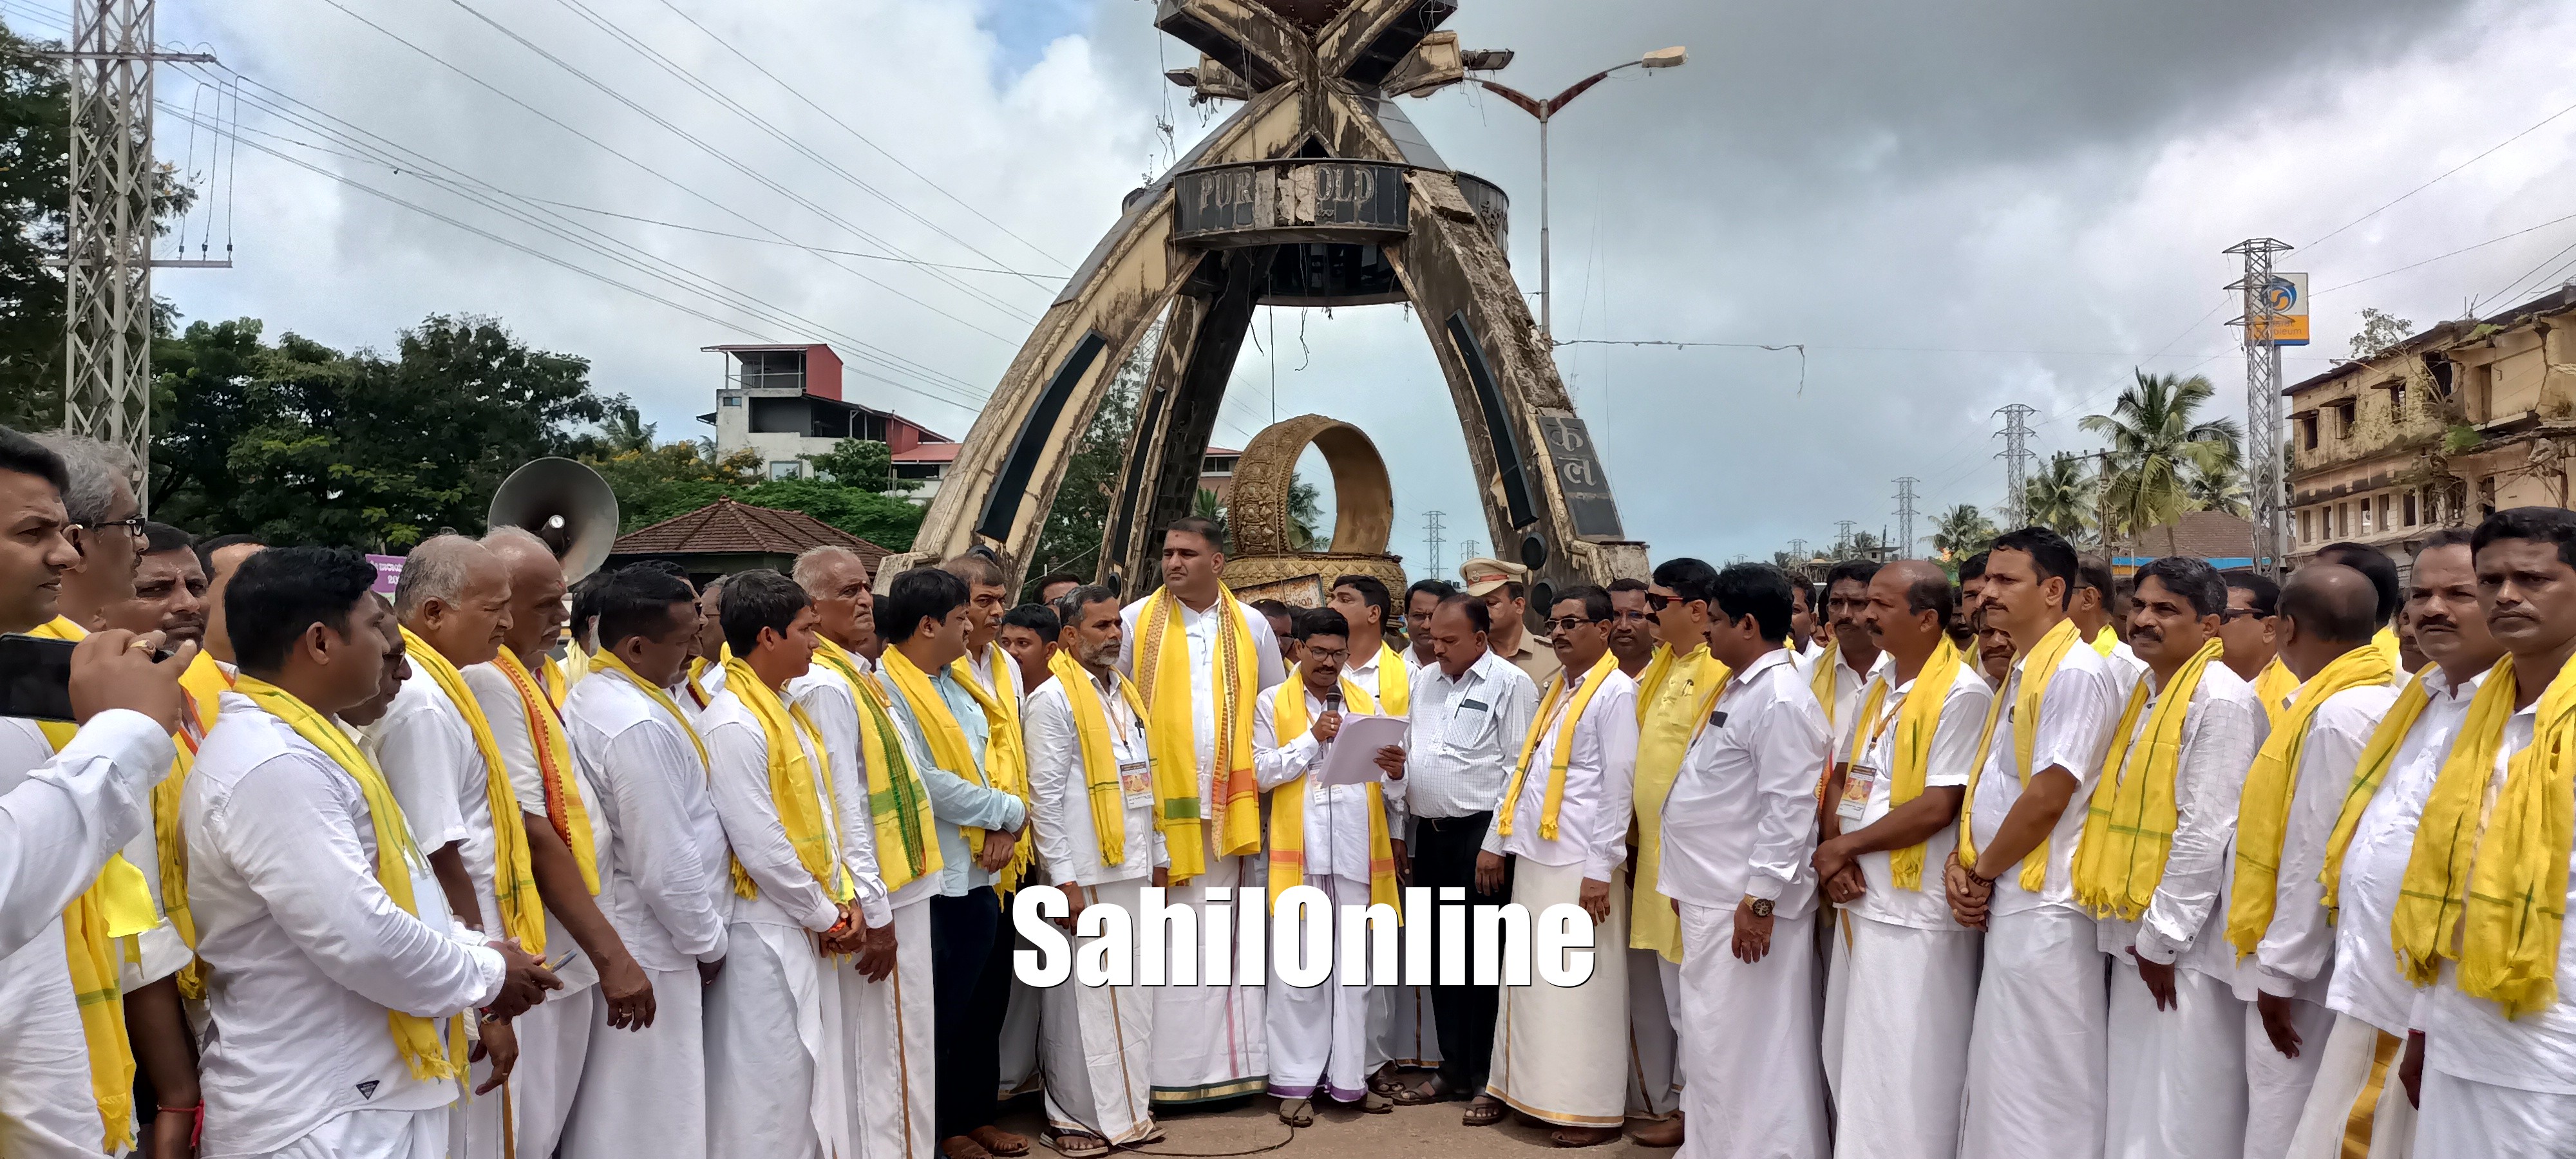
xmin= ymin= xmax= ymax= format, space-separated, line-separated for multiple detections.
xmin=1838 ymin=760 xmax=1878 ymax=825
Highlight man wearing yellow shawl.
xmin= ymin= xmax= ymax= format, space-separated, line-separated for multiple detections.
xmin=556 ymin=566 xmax=734 ymax=1159
xmin=1812 ymin=561 xmax=1994 ymax=1159
xmin=2226 ymin=564 xmax=2399 ymax=1159
xmin=1656 ymin=563 xmax=1830 ymax=1158
xmin=1328 ymin=574 xmax=1441 ymax=1093
xmin=1600 ymin=576 xmax=1682 ymax=1136
xmin=1023 ymin=585 xmax=1168 ymax=1156
xmin=2068 ymin=559 xmax=2268 ymax=1159
xmin=1116 ymin=518 xmax=1286 ymax=1106
xmin=788 ymin=545 xmax=938 ymax=1159
xmin=697 ymin=570 xmax=867 ymax=1159
xmin=1477 ymin=587 xmax=1640 ymax=1147
xmin=2280 ymin=531 xmax=2494 ymax=1159
xmin=465 ymin=528 xmax=656 ymax=1159
xmin=1946 ymin=528 xmax=2128 ymax=1159
xmin=2073 ymin=554 xmax=2148 ymax=680
xmin=2217 ymin=571 xmax=2297 ymax=723
xmin=1251 ymin=608 xmax=1408 ymax=1121
xmin=2397 ymin=510 xmax=2576 ymax=1159
xmin=189 ymin=547 xmax=557 ymax=1157
xmin=878 ymin=565 xmax=1035 ymax=1159
xmin=1802 ymin=560 xmax=1891 ymax=759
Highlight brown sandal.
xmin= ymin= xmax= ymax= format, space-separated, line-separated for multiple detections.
xmin=1392 ymin=1074 xmax=1460 ymax=1106
xmin=1462 ymin=1097 xmax=1507 ymax=1127
xmin=1551 ymin=1126 xmax=1622 ymax=1148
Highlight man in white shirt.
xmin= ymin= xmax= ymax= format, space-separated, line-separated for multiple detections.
xmin=558 ymin=566 xmax=733 ymax=1159
xmin=787 ymin=545 xmax=933 ymax=1159
xmin=2284 ymin=530 xmax=2495 ymax=1159
xmin=1385 ymin=595 xmax=1536 ymax=1121
xmin=942 ymin=552 xmax=1046 ymax=1111
xmin=701 ymin=570 xmax=867 ymax=1159
xmin=1399 ymin=580 xmax=1457 ymax=676
xmin=1476 ymin=586 xmax=1638 ymax=1147
xmin=1660 ymin=562 xmax=1830 ymax=1158
xmin=1119 ymin=518 xmax=1284 ymax=1107
xmin=1024 ymin=585 xmax=1168 ymax=1154
xmin=193 ymin=534 xmax=265 ymax=676
xmin=2077 ymin=558 xmax=2266 ymax=1159
xmin=1946 ymin=527 xmax=2125 ymax=1159
xmin=2074 ymin=555 xmax=2146 ymax=678
xmin=1808 ymin=559 xmax=1889 ymax=754
xmin=187 ymin=546 xmax=558 ymax=1159
xmin=2403 ymin=507 xmax=2576 ymax=1158
xmin=2233 ymin=563 xmax=2399 ymax=1158
xmin=1811 ymin=560 xmax=1991 ymax=1159
xmin=1325 ymin=573 xmax=1435 ymax=1086
xmin=464 ymin=529 xmax=654 ymax=1159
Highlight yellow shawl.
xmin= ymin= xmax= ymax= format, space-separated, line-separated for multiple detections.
xmin=1856 ymin=636 xmax=1973 ymax=892
xmin=1132 ymin=586 xmax=1261 ymax=881
xmin=2320 ymin=665 xmax=2438 ymax=923
xmin=949 ymin=643 xmax=1033 ymax=892
xmin=2072 ymin=637 xmax=2225 ymax=921
xmin=492 ymin=650 xmax=599 ymax=894
xmin=1265 ymin=675 xmax=1399 ymax=912
xmin=1807 ymin=639 xmax=1846 ymax=731
xmin=2088 ymin=626 xmax=2119 ymax=657
xmin=1046 ymin=648 xmax=1155 ymax=869
xmin=1499 ymin=650 xmax=1620 ymax=841
xmin=397 ymin=627 xmax=545 ymax=950
xmin=1631 ymin=643 xmax=1728 ymax=961
xmin=2226 ymin=644 xmax=2396 ymax=958
xmin=719 ymin=656 xmax=851 ymax=903
xmin=813 ymin=638 xmax=940 ymax=892
xmin=882 ymin=645 xmax=1023 ymax=887
xmin=1367 ymin=642 xmax=1410 ymax=715
xmin=2254 ymin=656 xmax=2300 ymax=730
xmin=1956 ymin=617 xmax=2084 ymax=890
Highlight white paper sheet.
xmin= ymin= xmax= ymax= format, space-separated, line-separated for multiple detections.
xmin=1315 ymin=712 xmax=1408 ymax=786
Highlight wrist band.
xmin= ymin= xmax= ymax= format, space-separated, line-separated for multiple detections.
xmin=158 ymin=1103 xmax=204 ymax=1147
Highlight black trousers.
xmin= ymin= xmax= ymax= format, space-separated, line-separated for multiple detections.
xmin=929 ymin=886 xmax=1012 ymax=1138
xmin=1410 ymin=812 xmax=1513 ymax=1094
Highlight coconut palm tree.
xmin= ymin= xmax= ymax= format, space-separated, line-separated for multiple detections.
xmin=2080 ymin=370 xmax=2244 ymax=554
xmin=2186 ymin=462 xmax=2248 ymax=518
xmin=1929 ymin=504 xmax=1996 ymax=561
xmin=2021 ymin=452 xmax=2099 ymax=545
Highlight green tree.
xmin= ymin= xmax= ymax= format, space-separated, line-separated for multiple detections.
xmin=2021 ymin=451 xmax=2098 ymax=544
xmin=735 ymin=477 xmax=922 ymax=549
xmin=800 ymin=437 xmax=911 ymax=493
xmin=2081 ymin=370 xmax=2243 ymax=552
xmin=1025 ymin=324 xmax=1151 ymax=587
xmin=588 ymin=439 xmax=760 ymax=531
xmin=1286 ymin=475 xmax=1322 ymax=550
xmin=1193 ymin=487 xmax=1229 ymax=547
xmin=1929 ymin=504 xmax=1995 ymax=561
xmin=2186 ymin=461 xmax=2248 ymax=518
xmin=2348 ymin=307 xmax=2415 ymax=361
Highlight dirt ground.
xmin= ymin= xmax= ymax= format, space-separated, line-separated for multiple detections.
xmin=996 ymin=1088 xmax=1676 ymax=1159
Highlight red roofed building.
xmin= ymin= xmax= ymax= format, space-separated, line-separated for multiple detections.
xmin=605 ymin=495 xmax=891 ymax=583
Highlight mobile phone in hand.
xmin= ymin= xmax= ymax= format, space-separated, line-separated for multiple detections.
xmin=0 ymin=634 xmax=77 ymax=722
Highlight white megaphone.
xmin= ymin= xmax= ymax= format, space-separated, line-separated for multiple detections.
xmin=488 ymin=458 xmax=621 ymax=582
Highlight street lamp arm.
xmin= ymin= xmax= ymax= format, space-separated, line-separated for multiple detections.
xmin=1471 ymin=77 xmax=1548 ymax=120
xmin=1543 ymin=62 xmax=1640 ymax=117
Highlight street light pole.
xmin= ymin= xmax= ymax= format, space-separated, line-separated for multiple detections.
xmin=1472 ymin=45 xmax=1685 ymax=345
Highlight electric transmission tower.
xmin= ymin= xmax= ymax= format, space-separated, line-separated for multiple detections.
xmin=57 ymin=1 xmax=214 ymax=511
xmin=2228 ymin=237 xmax=2296 ymax=579
xmin=1994 ymin=404 xmax=2038 ymax=529
xmin=1895 ymin=476 xmax=1918 ymax=556
xmin=1833 ymin=520 xmax=1857 ymax=558
xmin=1457 ymin=540 xmax=1479 ymax=566
xmin=1421 ymin=510 xmax=1445 ymax=576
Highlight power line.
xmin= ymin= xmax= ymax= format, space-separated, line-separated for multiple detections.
xmin=2315 ymin=207 xmax=2576 ymax=295
xmin=2305 ymin=94 xmax=2576 ymax=253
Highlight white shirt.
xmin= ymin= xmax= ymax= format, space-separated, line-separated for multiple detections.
xmin=0 ymin=713 xmax=171 ymax=959
xmin=564 ymin=673 xmax=731 ymax=972
xmin=1965 ymin=631 xmax=2124 ymax=917
xmin=1479 ymin=663 xmax=1636 ymax=880
xmin=2423 ymin=696 xmax=2576 ymax=1095
xmin=1404 ymin=650 xmax=1540 ymax=820
xmin=1117 ymin=593 xmax=1289 ymax=782
xmin=2248 ymin=680 xmax=2400 ymax=1003
xmin=1254 ymin=683 xmax=1408 ymax=883
xmin=2096 ymin=663 xmax=2268 ymax=987
xmin=370 ymin=675 xmax=502 ymax=935
xmin=186 ymin=696 xmax=504 ymax=1157
xmin=2329 ymin=667 xmax=2483 ymax=1036
xmin=1812 ymin=644 xmax=1891 ymax=757
xmin=1023 ymin=670 xmax=1167 ymax=886
xmin=1845 ymin=658 xmax=1994 ymax=932
xmin=700 ymin=686 xmax=851 ymax=934
xmin=1345 ymin=642 xmax=1404 ymax=710
xmin=787 ymin=663 xmax=907 ymax=924
xmin=1657 ymin=649 xmax=1824 ymax=916
xmin=465 ymin=662 xmax=603 ymax=994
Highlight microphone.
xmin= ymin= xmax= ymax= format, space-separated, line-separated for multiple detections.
xmin=1323 ymin=690 xmax=1343 ymax=713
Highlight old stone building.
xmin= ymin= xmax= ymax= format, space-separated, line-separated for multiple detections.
xmin=2285 ymin=284 xmax=2576 ymax=576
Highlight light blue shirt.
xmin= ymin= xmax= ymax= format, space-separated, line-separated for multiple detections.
xmin=884 ymin=662 xmax=1026 ymax=896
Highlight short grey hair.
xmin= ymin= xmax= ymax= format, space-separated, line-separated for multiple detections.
xmin=30 ymin=432 xmax=133 ymax=525
xmin=479 ymin=525 xmax=553 ymax=562
xmin=395 ymin=534 xmax=490 ymax=618
xmin=791 ymin=545 xmax=870 ymax=593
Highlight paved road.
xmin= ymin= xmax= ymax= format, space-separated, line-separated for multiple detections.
xmin=998 ymin=1089 xmax=1676 ymax=1159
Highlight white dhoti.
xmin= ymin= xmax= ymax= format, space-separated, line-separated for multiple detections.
xmin=1822 ymin=913 xmax=1980 ymax=1159
xmin=706 ymin=922 xmax=849 ymax=1159
xmin=1961 ymin=906 xmax=2107 ymax=1159
xmin=1674 ymin=901 xmax=1828 ymax=1159
xmin=1040 ymin=880 xmax=1159 ymax=1146
xmin=485 ymin=983 xmax=595 ymax=1159
xmin=0 ymin=924 xmax=108 ymax=1158
xmin=2103 ymin=963 xmax=2245 ymax=1159
xmin=1488 ymin=861 xmax=1631 ymax=1128
xmin=998 ymin=964 xmax=1045 ymax=1100
xmin=843 ymin=898 xmax=936 ymax=1159
xmin=1266 ymin=874 xmax=1381 ymax=1104
xmin=2413 ymin=1068 xmax=2576 ymax=1159
xmin=1148 ymin=858 xmax=1269 ymax=1105
xmin=562 ymin=969 xmax=703 ymax=1159
xmin=2284 ymin=1014 xmax=2414 ymax=1159
xmin=1371 ymin=983 xmax=1440 ymax=1069
xmin=2245 ymin=994 xmax=2335 ymax=1159
xmin=246 ymin=1107 xmax=447 ymax=1159
xmin=1626 ymin=946 xmax=1681 ymax=1121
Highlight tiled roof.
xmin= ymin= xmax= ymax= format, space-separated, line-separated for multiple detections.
xmin=610 ymin=496 xmax=889 ymax=567
xmin=2120 ymin=509 xmax=2257 ymax=561
xmin=893 ymin=442 xmax=961 ymax=464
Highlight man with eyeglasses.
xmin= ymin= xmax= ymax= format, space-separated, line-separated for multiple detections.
xmin=2219 ymin=570 xmax=2298 ymax=728
xmin=1476 ymin=586 xmax=1639 ymax=1146
xmin=1606 ymin=579 xmax=1658 ymax=681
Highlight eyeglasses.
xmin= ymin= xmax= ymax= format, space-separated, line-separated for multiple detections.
xmin=1302 ymin=646 xmax=1350 ymax=664
xmin=1610 ymin=608 xmax=1653 ymax=623
xmin=75 ymin=516 xmax=147 ymax=545
xmin=1544 ymin=616 xmax=1604 ymax=633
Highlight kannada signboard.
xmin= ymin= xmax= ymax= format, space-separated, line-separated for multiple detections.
xmin=2248 ymin=272 xmax=2309 ymax=347
xmin=366 ymin=553 xmax=404 ymax=596
xmin=1535 ymin=415 xmax=1625 ymax=540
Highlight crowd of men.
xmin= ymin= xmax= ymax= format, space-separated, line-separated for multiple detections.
xmin=2 ymin=413 xmax=2571 ymax=1159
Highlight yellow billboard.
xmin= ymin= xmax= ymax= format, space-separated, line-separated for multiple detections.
xmin=2246 ymin=272 xmax=2309 ymax=346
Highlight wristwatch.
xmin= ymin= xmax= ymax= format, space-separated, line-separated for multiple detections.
xmin=1747 ymin=896 xmax=1774 ymax=919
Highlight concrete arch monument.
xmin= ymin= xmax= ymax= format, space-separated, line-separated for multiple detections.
xmin=1221 ymin=413 xmax=1405 ymax=606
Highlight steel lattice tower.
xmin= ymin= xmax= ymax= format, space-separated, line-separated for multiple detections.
xmin=1894 ymin=476 xmax=1918 ymax=556
xmin=1422 ymin=510 xmax=1445 ymax=576
xmin=2227 ymin=238 xmax=2296 ymax=579
xmin=1994 ymin=404 xmax=2038 ymax=529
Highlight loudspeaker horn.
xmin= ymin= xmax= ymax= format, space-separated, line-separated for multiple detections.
xmin=488 ymin=457 xmax=621 ymax=581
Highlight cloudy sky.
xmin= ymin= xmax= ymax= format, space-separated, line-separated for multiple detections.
xmin=52 ymin=0 xmax=2576 ymax=567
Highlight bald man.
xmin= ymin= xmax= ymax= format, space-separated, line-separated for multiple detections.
xmin=2227 ymin=563 xmax=2398 ymax=1158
